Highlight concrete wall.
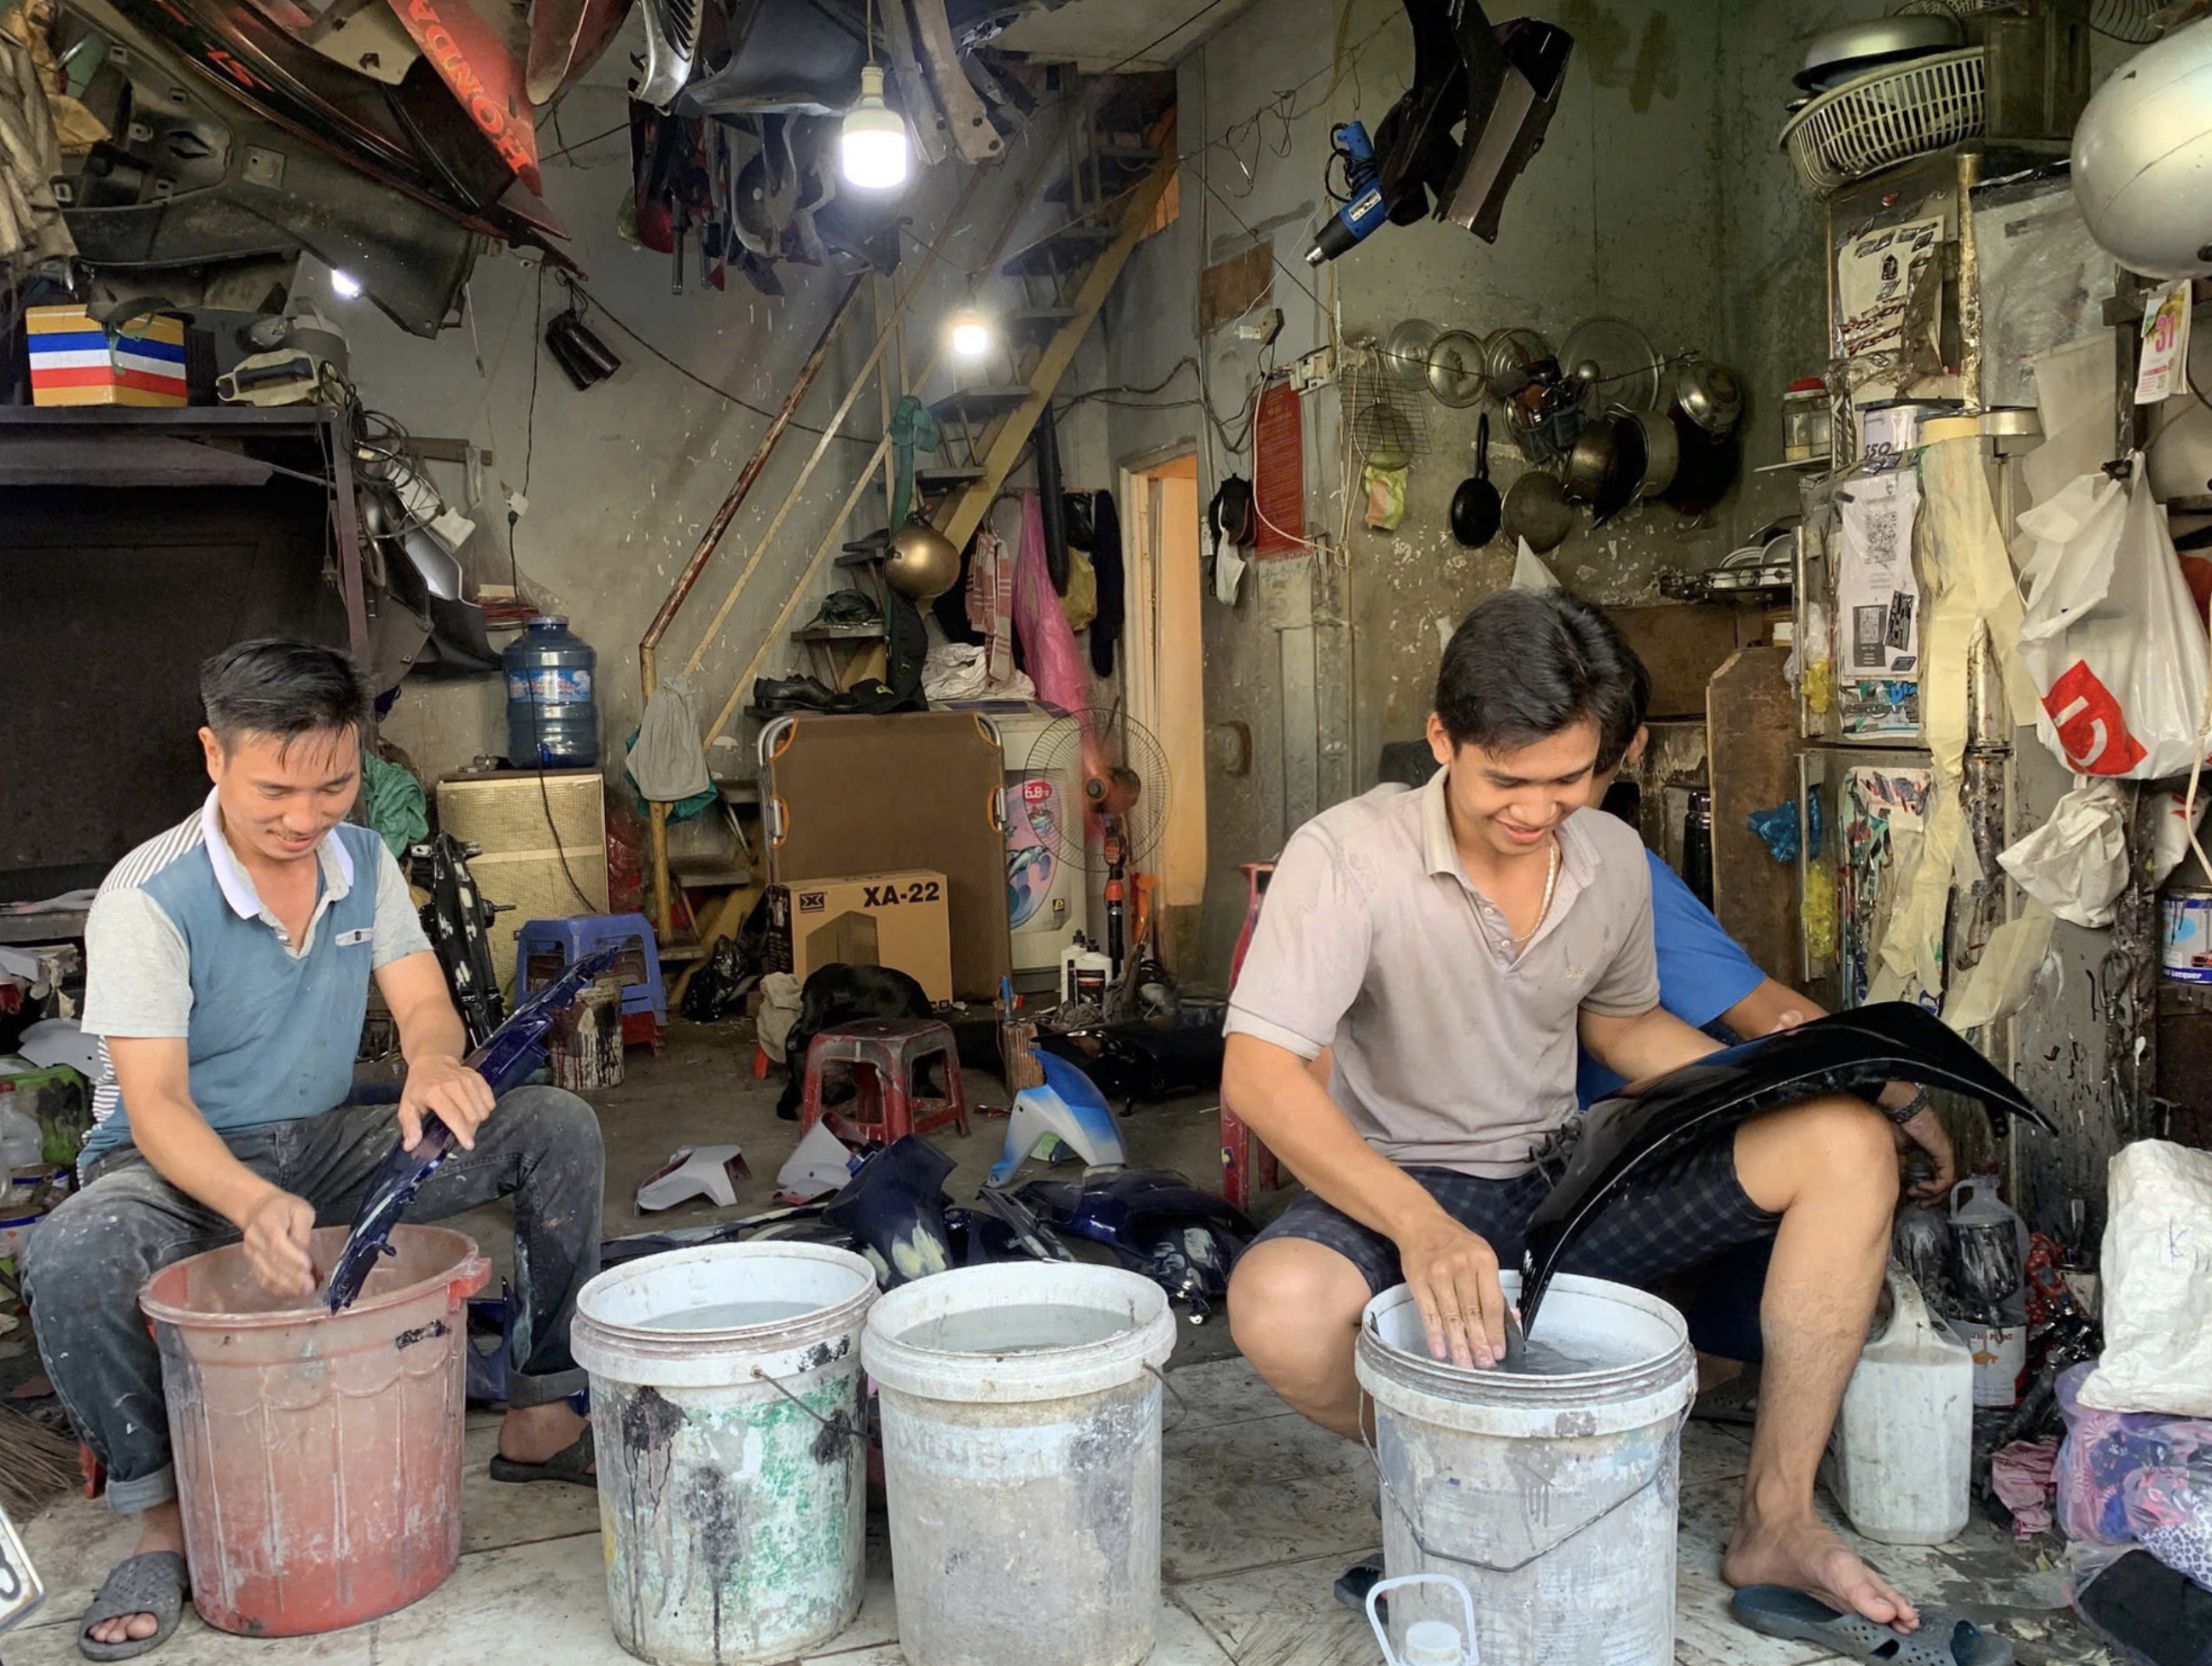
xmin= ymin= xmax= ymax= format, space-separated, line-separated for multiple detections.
xmin=1082 ymin=0 xmax=1759 ymax=978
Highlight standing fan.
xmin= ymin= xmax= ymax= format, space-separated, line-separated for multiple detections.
xmin=1024 ymin=710 xmax=1173 ymax=978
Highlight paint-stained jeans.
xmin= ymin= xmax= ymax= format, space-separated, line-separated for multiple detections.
xmin=22 ymin=1086 xmax=603 ymax=1512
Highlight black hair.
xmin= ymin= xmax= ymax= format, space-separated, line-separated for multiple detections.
xmin=200 ymin=639 xmax=374 ymax=755
xmin=1433 ymin=591 xmax=1650 ymax=770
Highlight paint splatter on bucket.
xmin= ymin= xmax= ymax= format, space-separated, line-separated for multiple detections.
xmin=572 ymin=1244 xmax=876 ymax=1665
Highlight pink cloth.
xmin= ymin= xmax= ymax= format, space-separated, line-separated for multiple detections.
xmin=1012 ymin=492 xmax=1089 ymax=721
xmin=1993 ymin=1436 xmax=2061 ymax=1540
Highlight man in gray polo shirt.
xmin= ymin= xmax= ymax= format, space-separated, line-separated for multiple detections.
xmin=24 ymin=642 xmax=603 ymax=1659
xmin=1224 ymin=592 xmax=1917 ymax=1634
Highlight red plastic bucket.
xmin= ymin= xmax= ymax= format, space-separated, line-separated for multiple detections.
xmin=140 ymin=1224 xmax=489 ymax=1636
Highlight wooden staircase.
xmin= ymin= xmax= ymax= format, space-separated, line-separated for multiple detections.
xmin=636 ymin=86 xmax=1178 ymax=975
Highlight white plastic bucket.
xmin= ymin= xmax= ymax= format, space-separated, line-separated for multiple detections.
xmin=571 ymin=1244 xmax=877 ymax=1665
xmin=864 ymin=1262 xmax=1179 ymax=1666
xmin=1355 ymin=1273 xmax=1697 ymax=1666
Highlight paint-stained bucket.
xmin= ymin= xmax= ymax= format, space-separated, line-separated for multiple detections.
xmin=1357 ymin=1273 xmax=1697 ymax=1666
xmin=864 ymin=1262 xmax=1178 ymax=1666
xmin=2161 ymin=887 xmax=2212 ymax=982
xmin=140 ymin=1225 xmax=489 ymax=1636
xmin=571 ymin=1244 xmax=876 ymax=1665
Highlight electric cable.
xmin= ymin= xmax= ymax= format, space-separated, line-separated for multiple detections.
xmin=512 ymin=261 xmax=611 ymax=917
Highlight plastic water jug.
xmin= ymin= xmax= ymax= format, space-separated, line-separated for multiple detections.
xmin=1827 ymin=1266 xmax=1972 ymax=1544
xmin=1948 ymin=1177 xmax=2030 ymax=1308
xmin=503 ymin=615 xmax=598 ymax=769
xmin=1368 ymin=1575 xmax=1477 ymax=1666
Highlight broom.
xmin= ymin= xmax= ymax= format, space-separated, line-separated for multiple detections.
xmin=0 ymin=1401 xmax=81 ymax=1517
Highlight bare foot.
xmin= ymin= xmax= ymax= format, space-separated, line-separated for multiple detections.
xmin=1723 ymin=1513 xmax=1918 ymax=1631
xmin=86 ymin=1500 xmax=187 ymax=1649
xmin=498 ymin=1402 xmax=594 ymax=1472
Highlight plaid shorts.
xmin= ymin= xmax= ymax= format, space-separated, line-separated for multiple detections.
xmin=1248 ymin=1133 xmax=1780 ymax=1298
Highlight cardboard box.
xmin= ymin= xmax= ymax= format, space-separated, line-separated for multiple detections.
xmin=26 ymin=306 xmax=188 ymax=407
xmin=768 ymin=870 xmax=952 ymax=1004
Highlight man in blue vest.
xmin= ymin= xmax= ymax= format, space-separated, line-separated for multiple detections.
xmin=1579 ymin=722 xmax=1956 ymax=1196
xmin=25 ymin=641 xmax=604 ymax=1660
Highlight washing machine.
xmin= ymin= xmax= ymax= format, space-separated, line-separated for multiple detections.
xmin=969 ymin=702 xmax=1091 ymax=993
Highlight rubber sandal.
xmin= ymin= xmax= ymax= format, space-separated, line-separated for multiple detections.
xmin=488 ymin=1425 xmax=597 ymax=1488
xmin=1731 ymin=1586 xmax=2014 ymax=1666
xmin=1335 ymin=1558 xmax=1383 ymax=1621
xmin=78 ymin=1550 xmax=189 ymax=1662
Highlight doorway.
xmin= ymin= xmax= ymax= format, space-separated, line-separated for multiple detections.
xmin=1120 ymin=448 xmax=1209 ymax=973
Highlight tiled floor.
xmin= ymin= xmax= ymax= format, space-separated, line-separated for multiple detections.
xmin=6 ymin=1359 xmax=2103 ymax=1666
xmin=0 ymin=1034 xmax=2109 ymax=1664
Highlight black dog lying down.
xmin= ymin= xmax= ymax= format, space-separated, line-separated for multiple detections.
xmin=777 ymin=962 xmax=935 ymax=1119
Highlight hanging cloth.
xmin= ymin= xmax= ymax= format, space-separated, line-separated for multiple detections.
xmin=967 ymin=525 xmax=1017 ymax=684
xmin=1088 ymin=489 xmax=1125 ymax=677
xmin=887 ymin=395 xmax=941 ymax=528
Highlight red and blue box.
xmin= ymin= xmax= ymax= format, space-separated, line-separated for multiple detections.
xmin=26 ymin=306 xmax=189 ymax=407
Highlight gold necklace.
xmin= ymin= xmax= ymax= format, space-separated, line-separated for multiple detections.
xmin=1510 ymin=837 xmax=1562 ymax=952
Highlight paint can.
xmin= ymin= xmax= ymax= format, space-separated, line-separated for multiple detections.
xmin=1356 ymin=1273 xmax=1697 ymax=1666
xmin=571 ymin=1244 xmax=877 ymax=1665
xmin=550 ymin=975 xmax=625 ymax=1090
xmin=2161 ymin=887 xmax=2212 ymax=982
xmin=863 ymin=1262 xmax=1177 ymax=1666
xmin=1965 ymin=1319 xmax=2029 ymax=1408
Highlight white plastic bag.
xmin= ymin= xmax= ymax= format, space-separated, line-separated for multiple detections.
xmin=2148 ymin=790 xmax=2210 ymax=887
xmin=1511 ymin=542 xmax=1561 ymax=591
xmin=1997 ymin=779 xmax=2130 ymax=928
xmin=2017 ymin=457 xmax=2212 ymax=779
xmin=627 ymin=674 xmax=713 ymax=802
xmin=2081 ymin=1140 xmax=2212 ymax=1417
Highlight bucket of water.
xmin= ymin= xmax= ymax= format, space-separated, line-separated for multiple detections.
xmin=570 ymin=1242 xmax=877 ymax=1665
xmin=140 ymin=1225 xmax=489 ymax=1636
xmin=863 ymin=1261 xmax=1178 ymax=1666
xmin=1356 ymin=1272 xmax=1697 ymax=1666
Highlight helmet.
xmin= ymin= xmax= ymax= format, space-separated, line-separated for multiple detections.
xmin=883 ymin=521 xmax=962 ymax=602
xmin=2070 ymin=20 xmax=2212 ymax=280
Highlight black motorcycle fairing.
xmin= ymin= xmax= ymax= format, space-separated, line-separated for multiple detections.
xmin=1369 ymin=0 xmax=1571 ymax=242
xmin=1518 ymin=1003 xmax=2051 ymax=1332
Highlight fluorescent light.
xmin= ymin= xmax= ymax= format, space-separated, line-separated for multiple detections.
xmin=841 ymin=65 xmax=910 ymax=189
xmin=948 ymin=310 xmax=992 ymax=358
xmin=329 ymin=268 xmax=364 ymax=300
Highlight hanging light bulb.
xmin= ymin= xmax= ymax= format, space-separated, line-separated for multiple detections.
xmin=841 ymin=63 xmax=909 ymax=189
xmin=947 ymin=309 xmax=992 ymax=358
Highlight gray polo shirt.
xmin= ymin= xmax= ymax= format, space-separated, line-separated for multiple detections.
xmin=77 ymin=791 xmax=432 ymax=1166
xmin=1226 ymin=772 xmax=1660 ymax=1178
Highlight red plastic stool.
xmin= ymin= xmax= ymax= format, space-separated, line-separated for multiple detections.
xmin=1221 ymin=860 xmax=1283 ymax=1211
xmin=800 ymin=1019 xmax=972 ymax=1145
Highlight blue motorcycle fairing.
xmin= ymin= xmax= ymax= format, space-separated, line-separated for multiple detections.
xmin=1016 ymin=1168 xmax=1258 ymax=1320
xmin=325 ymin=947 xmax=625 ymax=1311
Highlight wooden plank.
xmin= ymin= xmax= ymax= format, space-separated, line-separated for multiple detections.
xmin=1200 ymin=241 xmax=1272 ymax=335
xmin=1707 ymin=647 xmax=1800 ymax=985
xmin=1610 ymin=602 xmax=1755 ymax=720
xmin=934 ymin=114 xmax=1179 ymax=553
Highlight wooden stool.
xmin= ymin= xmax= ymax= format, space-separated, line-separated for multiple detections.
xmin=800 ymin=1018 xmax=971 ymax=1144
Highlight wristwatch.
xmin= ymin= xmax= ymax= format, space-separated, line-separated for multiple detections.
xmin=1884 ymin=1085 xmax=1933 ymax=1126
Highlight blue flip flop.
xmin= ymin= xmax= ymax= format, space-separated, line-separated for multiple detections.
xmin=1732 ymin=1586 xmax=2013 ymax=1666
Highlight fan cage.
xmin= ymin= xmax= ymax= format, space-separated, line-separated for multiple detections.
xmin=1779 ymin=49 xmax=1987 ymax=197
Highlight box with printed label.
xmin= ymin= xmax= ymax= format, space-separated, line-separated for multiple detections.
xmin=767 ymin=869 xmax=952 ymax=1004
xmin=26 ymin=306 xmax=189 ymax=406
